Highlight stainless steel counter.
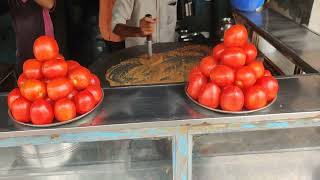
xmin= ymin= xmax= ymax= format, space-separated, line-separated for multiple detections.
xmin=0 ymin=74 xmax=320 ymax=138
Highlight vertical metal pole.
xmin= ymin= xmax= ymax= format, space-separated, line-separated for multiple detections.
xmin=172 ymin=127 xmax=191 ymax=180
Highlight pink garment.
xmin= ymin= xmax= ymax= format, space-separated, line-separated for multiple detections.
xmin=21 ymin=0 xmax=54 ymax=37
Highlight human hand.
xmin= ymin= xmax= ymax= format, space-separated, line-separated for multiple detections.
xmin=139 ymin=16 xmax=156 ymax=37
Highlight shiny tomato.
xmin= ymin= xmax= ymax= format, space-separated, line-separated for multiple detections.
xmin=256 ymin=76 xmax=279 ymax=102
xmin=210 ymin=65 xmax=235 ymax=87
xmin=212 ymin=43 xmax=225 ymax=60
xmin=199 ymin=56 xmax=218 ymax=77
xmin=187 ymin=74 xmax=207 ymax=100
xmin=188 ymin=65 xmax=203 ymax=80
xmin=66 ymin=60 xmax=80 ymax=72
xmin=54 ymin=98 xmax=76 ymax=122
xmin=68 ymin=66 xmax=91 ymax=90
xmin=23 ymin=59 xmax=42 ymax=80
xmin=74 ymin=90 xmax=96 ymax=114
xmin=47 ymin=78 xmax=74 ymax=101
xmin=220 ymin=85 xmax=244 ymax=112
xmin=198 ymin=82 xmax=221 ymax=108
xmin=220 ymin=48 xmax=246 ymax=69
xmin=235 ymin=66 xmax=257 ymax=89
xmin=224 ymin=24 xmax=248 ymax=47
xmin=248 ymin=60 xmax=265 ymax=79
xmin=20 ymin=79 xmax=46 ymax=101
xmin=42 ymin=59 xmax=68 ymax=79
xmin=56 ymin=54 xmax=65 ymax=60
xmin=10 ymin=97 xmax=31 ymax=123
xmin=30 ymin=99 xmax=54 ymax=125
xmin=45 ymin=97 xmax=54 ymax=106
xmin=67 ymin=89 xmax=78 ymax=100
xmin=243 ymin=43 xmax=257 ymax=64
xmin=244 ymin=85 xmax=267 ymax=110
xmin=33 ymin=35 xmax=59 ymax=61
xmin=8 ymin=88 xmax=21 ymax=110
xmin=90 ymin=74 xmax=101 ymax=86
xmin=86 ymin=85 xmax=103 ymax=104
xmin=264 ymin=70 xmax=272 ymax=77
xmin=18 ymin=74 xmax=28 ymax=88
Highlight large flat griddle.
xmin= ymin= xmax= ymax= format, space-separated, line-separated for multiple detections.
xmin=90 ymin=42 xmax=211 ymax=87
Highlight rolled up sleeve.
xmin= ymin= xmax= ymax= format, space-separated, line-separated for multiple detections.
xmin=112 ymin=0 xmax=134 ymax=31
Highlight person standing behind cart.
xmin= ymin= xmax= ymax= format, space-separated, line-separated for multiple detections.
xmin=9 ymin=0 xmax=55 ymax=74
xmin=99 ymin=0 xmax=125 ymax=53
xmin=112 ymin=0 xmax=178 ymax=48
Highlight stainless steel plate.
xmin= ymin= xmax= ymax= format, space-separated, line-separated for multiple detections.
xmin=9 ymin=90 xmax=104 ymax=128
xmin=185 ymin=86 xmax=276 ymax=114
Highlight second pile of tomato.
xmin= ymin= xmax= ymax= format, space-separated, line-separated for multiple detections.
xmin=8 ymin=36 xmax=103 ymax=125
xmin=187 ymin=24 xmax=279 ymax=112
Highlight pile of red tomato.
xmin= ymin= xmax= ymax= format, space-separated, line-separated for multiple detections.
xmin=8 ymin=36 xmax=103 ymax=125
xmin=187 ymin=25 xmax=279 ymax=112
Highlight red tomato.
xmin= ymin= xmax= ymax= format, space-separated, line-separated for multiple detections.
xmin=220 ymin=48 xmax=246 ymax=69
xmin=220 ymin=85 xmax=244 ymax=111
xmin=256 ymin=76 xmax=279 ymax=102
xmin=66 ymin=60 xmax=80 ymax=72
xmin=8 ymin=88 xmax=21 ymax=110
xmin=10 ymin=97 xmax=31 ymax=123
xmin=248 ymin=60 xmax=265 ymax=79
xmin=243 ymin=43 xmax=257 ymax=64
xmin=198 ymin=82 xmax=221 ymax=108
xmin=54 ymin=98 xmax=76 ymax=122
xmin=20 ymin=79 xmax=46 ymax=102
xmin=33 ymin=36 xmax=59 ymax=61
xmin=199 ymin=56 xmax=218 ymax=77
xmin=90 ymin=74 xmax=101 ymax=86
xmin=47 ymin=78 xmax=74 ymax=101
xmin=212 ymin=43 xmax=225 ymax=60
xmin=264 ymin=70 xmax=272 ymax=77
xmin=67 ymin=89 xmax=78 ymax=100
xmin=30 ymin=99 xmax=54 ymax=125
xmin=224 ymin=24 xmax=248 ymax=47
xmin=56 ymin=54 xmax=65 ymax=60
xmin=210 ymin=65 xmax=235 ymax=87
xmin=74 ymin=90 xmax=96 ymax=114
xmin=86 ymin=85 xmax=103 ymax=104
xmin=235 ymin=66 xmax=257 ymax=89
xmin=42 ymin=59 xmax=68 ymax=79
xmin=68 ymin=66 xmax=91 ymax=90
xmin=244 ymin=85 xmax=268 ymax=110
xmin=23 ymin=59 xmax=42 ymax=80
xmin=18 ymin=74 xmax=28 ymax=88
xmin=187 ymin=74 xmax=207 ymax=100
xmin=188 ymin=65 xmax=203 ymax=80
xmin=45 ymin=97 xmax=54 ymax=106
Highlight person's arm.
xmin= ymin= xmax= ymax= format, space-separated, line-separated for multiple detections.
xmin=111 ymin=0 xmax=156 ymax=39
xmin=113 ymin=17 xmax=156 ymax=38
xmin=34 ymin=0 xmax=55 ymax=10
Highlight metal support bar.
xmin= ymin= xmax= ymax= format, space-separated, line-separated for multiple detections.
xmin=172 ymin=127 xmax=191 ymax=180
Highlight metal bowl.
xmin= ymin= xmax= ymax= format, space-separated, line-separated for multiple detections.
xmin=17 ymin=143 xmax=79 ymax=168
xmin=9 ymin=89 xmax=104 ymax=128
xmin=185 ymin=87 xmax=277 ymax=114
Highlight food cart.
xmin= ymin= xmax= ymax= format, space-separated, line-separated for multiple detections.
xmin=1 ymin=7 xmax=320 ymax=180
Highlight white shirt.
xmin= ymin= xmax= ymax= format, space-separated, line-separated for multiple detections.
xmin=112 ymin=0 xmax=177 ymax=48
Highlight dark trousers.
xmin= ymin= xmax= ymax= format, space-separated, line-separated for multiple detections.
xmin=104 ymin=41 xmax=125 ymax=54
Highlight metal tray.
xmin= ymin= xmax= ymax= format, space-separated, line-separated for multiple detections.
xmin=9 ymin=90 xmax=104 ymax=128
xmin=185 ymin=87 xmax=276 ymax=114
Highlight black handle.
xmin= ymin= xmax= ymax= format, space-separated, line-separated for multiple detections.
xmin=145 ymin=14 xmax=152 ymax=41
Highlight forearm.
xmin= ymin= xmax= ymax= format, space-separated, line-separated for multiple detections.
xmin=34 ymin=0 xmax=55 ymax=10
xmin=113 ymin=24 xmax=143 ymax=39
